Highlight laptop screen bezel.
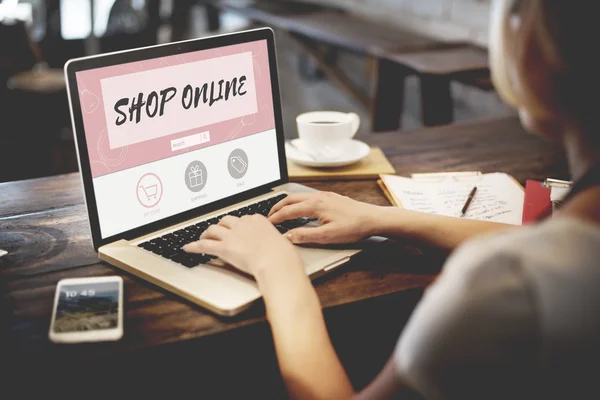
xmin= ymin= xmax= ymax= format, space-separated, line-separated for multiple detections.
xmin=65 ymin=28 xmax=288 ymax=251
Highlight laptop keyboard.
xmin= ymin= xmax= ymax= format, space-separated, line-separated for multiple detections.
xmin=137 ymin=194 xmax=314 ymax=268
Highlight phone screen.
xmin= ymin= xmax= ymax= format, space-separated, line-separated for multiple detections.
xmin=53 ymin=281 xmax=120 ymax=333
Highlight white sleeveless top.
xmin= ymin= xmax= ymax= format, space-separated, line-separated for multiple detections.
xmin=393 ymin=218 xmax=600 ymax=400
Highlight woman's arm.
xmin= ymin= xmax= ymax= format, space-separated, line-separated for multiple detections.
xmin=376 ymin=207 xmax=514 ymax=251
xmin=256 ymin=264 xmax=354 ymax=400
xmin=355 ymin=357 xmax=421 ymax=400
xmin=184 ymin=215 xmax=354 ymax=400
xmin=269 ymin=192 xmax=515 ymax=252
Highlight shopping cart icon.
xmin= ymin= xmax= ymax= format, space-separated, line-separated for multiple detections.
xmin=136 ymin=173 xmax=163 ymax=208
xmin=139 ymin=184 xmax=158 ymax=200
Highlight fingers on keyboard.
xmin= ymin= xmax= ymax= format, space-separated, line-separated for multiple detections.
xmin=138 ymin=194 xmax=317 ymax=267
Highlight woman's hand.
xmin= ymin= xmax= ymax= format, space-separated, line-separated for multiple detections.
xmin=268 ymin=191 xmax=385 ymax=245
xmin=183 ymin=214 xmax=304 ymax=279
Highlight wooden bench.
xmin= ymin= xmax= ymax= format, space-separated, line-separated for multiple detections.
xmin=214 ymin=1 xmax=442 ymax=107
xmin=373 ymin=45 xmax=491 ymax=131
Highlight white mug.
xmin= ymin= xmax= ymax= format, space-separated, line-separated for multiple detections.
xmin=296 ymin=111 xmax=360 ymax=149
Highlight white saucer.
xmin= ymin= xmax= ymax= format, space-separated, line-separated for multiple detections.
xmin=286 ymin=139 xmax=370 ymax=168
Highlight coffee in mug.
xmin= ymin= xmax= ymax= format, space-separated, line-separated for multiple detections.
xmin=296 ymin=111 xmax=360 ymax=149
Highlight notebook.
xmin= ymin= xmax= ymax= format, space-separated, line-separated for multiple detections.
xmin=379 ymin=171 xmax=525 ymax=225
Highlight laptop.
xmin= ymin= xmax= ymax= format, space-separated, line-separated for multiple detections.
xmin=65 ymin=28 xmax=376 ymax=316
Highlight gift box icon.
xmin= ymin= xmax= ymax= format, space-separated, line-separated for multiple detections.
xmin=189 ymin=165 xmax=203 ymax=188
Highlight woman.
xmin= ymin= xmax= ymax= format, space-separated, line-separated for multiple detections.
xmin=185 ymin=1 xmax=600 ymax=398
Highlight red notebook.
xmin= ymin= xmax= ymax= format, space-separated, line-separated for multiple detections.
xmin=522 ymin=180 xmax=552 ymax=224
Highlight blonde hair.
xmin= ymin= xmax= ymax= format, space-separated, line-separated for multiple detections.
xmin=490 ymin=0 xmax=521 ymax=108
xmin=490 ymin=0 xmax=600 ymax=131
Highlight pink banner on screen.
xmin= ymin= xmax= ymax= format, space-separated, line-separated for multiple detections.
xmin=76 ymin=40 xmax=275 ymax=178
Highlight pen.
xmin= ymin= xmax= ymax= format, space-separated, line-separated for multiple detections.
xmin=460 ymin=186 xmax=478 ymax=217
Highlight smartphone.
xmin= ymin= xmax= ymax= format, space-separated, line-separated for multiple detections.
xmin=49 ymin=276 xmax=124 ymax=343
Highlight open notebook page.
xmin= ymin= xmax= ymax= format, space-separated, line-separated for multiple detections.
xmin=381 ymin=173 xmax=525 ymax=225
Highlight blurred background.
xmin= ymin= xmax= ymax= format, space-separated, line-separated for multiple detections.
xmin=0 ymin=0 xmax=514 ymax=183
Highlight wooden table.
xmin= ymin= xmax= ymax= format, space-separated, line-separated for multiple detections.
xmin=0 ymin=117 xmax=568 ymax=397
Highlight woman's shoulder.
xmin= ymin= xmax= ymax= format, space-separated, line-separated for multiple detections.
xmin=447 ymin=217 xmax=600 ymax=342
xmin=448 ymin=217 xmax=600 ymax=281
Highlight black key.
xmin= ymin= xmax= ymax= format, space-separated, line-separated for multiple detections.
xmin=238 ymin=206 xmax=250 ymax=216
xmin=164 ymin=250 xmax=183 ymax=260
xmin=160 ymin=237 xmax=174 ymax=245
xmin=183 ymin=230 xmax=199 ymax=240
xmin=149 ymin=246 xmax=166 ymax=256
xmin=182 ymin=233 xmax=196 ymax=241
xmin=256 ymin=207 xmax=271 ymax=217
xmin=180 ymin=255 xmax=205 ymax=268
xmin=169 ymin=253 xmax=188 ymax=266
xmin=161 ymin=247 xmax=180 ymax=259
xmin=162 ymin=233 xmax=177 ymax=242
xmin=228 ymin=209 xmax=243 ymax=217
xmin=274 ymin=194 xmax=287 ymax=203
xmin=273 ymin=194 xmax=287 ymax=202
xmin=207 ymin=217 xmax=219 ymax=225
xmin=280 ymin=218 xmax=308 ymax=230
xmin=177 ymin=239 xmax=191 ymax=248
xmin=160 ymin=238 xmax=174 ymax=247
xmin=275 ymin=224 xmax=289 ymax=234
xmin=266 ymin=194 xmax=287 ymax=212
xmin=191 ymin=254 xmax=212 ymax=264
xmin=194 ymin=223 xmax=209 ymax=234
xmin=170 ymin=251 xmax=210 ymax=268
xmin=138 ymin=241 xmax=153 ymax=250
xmin=178 ymin=259 xmax=197 ymax=268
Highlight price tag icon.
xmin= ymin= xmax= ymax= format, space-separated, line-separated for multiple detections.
xmin=227 ymin=149 xmax=249 ymax=179
xmin=231 ymin=156 xmax=248 ymax=174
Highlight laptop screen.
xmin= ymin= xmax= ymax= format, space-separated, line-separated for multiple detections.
xmin=74 ymin=39 xmax=281 ymax=239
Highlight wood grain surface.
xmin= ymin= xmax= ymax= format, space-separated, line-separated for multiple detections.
xmin=381 ymin=45 xmax=489 ymax=76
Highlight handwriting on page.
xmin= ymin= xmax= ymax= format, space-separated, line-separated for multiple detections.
xmin=382 ymin=173 xmax=524 ymax=225
xmin=396 ymin=189 xmax=437 ymax=214
xmin=437 ymin=185 xmax=512 ymax=220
